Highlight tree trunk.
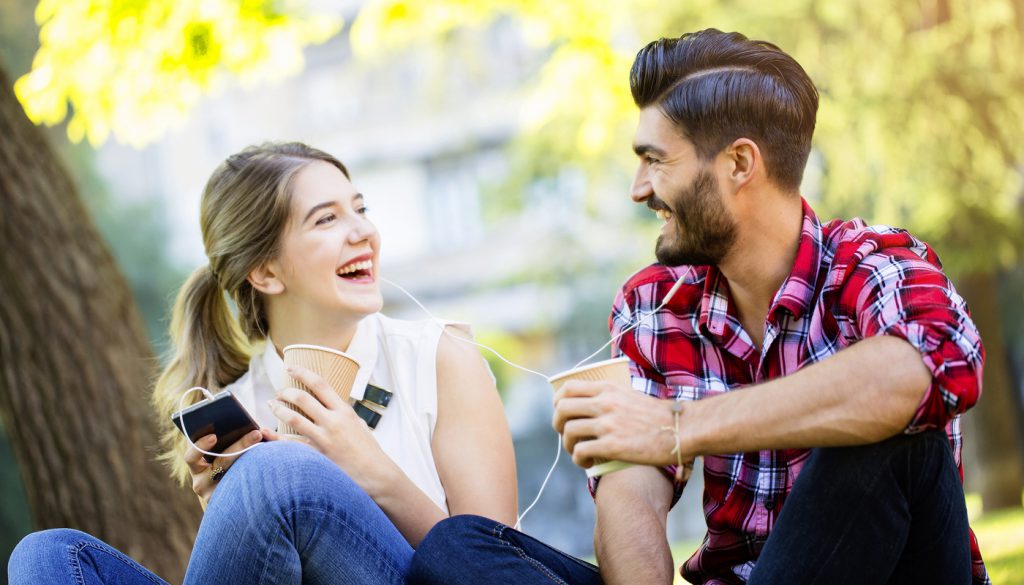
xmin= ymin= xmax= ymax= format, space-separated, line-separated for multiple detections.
xmin=958 ymin=271 xmax=1024 ymax=511
xmin=0 ymin=65 xmax=200 ymax=580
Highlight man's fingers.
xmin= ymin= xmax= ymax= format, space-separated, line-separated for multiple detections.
xmin=570 ymin=437 xmax=602 ymax=469
xmin=552 ymin=380 xmax=603 ymax=404
xmin=562 ymin=418 xmax=601 ymax=456
xmin=552 ymin=397 xmax=603 ymax=434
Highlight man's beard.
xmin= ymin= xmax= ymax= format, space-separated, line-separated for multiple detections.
xmin=653 ymin=169 xmax=737 ymax=267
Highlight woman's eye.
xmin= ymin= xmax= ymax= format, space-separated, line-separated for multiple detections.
xmin=315 ymin=213 xmax=337 ymax=226
xmin=356 ymin=206 xmax=369 ymax=215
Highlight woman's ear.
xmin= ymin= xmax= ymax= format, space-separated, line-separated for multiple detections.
xmin=248 ymin=261 xmax=285 ymax=296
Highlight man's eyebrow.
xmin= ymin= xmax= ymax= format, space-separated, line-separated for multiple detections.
xmin=303 ymin=201 xmax=337 ymax=223
xmin=633 ymin=143 xmax=667 ymax=158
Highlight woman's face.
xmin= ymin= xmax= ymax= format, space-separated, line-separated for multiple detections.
xmin=263 ymin=160 xmax=383 ymax=322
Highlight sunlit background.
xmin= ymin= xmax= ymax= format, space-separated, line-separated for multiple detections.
xmin=1 ymin=0 xmax=1022 ymax=582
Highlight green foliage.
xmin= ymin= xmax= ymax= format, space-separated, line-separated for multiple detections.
xmin=14 ymin=0 xmax=342 ymax=146
xmin=354 ymin=0 xmax=1024 ymax=274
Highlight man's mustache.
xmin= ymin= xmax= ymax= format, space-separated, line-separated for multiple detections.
xmin=647 ymin=196 xmax=671 ymax=213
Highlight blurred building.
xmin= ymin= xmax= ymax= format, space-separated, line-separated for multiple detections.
xmin=90 ymin=11 xmax=706 ymax=557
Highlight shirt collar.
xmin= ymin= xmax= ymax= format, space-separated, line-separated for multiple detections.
xmin=260 ymin=314 xmax=381 ymax=401
xmin=768 ymin=198 xmax=824 ymax=322
xmin=699 ymin=198 xmax=823 ymax=335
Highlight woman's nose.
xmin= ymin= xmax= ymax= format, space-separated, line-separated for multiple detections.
xmin=347 ymin=216 xmax=377 ymax=244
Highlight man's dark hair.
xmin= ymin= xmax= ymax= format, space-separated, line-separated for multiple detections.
xmin=630 ymin=29 xmax=819 ymax=192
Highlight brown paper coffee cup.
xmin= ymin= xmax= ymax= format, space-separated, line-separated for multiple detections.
xmin=278 ymin=344 xmax=360 ymax=436
xmin=548 ymin=357 xmax=634 ymax=477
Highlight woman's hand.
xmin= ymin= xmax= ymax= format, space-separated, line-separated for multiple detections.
xmin=269 ymin=366 xmax=391 ymax=490
xmin=184 ymin=428 xmax=268 ymax=507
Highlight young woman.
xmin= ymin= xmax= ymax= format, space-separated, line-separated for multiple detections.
xmin=8 ymin=142 xmax=517 ymax=584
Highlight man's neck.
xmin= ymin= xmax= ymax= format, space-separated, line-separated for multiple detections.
xmin=717 ymin=195 xmax=803 ymax=349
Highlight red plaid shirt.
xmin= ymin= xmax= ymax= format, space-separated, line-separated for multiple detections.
xmin=602 ymin=200 xmax=988 ymax=584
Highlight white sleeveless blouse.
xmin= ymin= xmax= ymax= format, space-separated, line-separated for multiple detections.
xmin=223 ymin=313 xmax=454 ymax=513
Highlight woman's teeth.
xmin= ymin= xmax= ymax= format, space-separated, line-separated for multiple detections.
xmin=337 ymin=259 xmax=373 ymax=276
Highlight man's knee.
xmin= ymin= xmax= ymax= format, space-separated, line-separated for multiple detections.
xmin=809 ymin=429 xmax=951 ymax=476
xmin=408 ymin=515 xmax=501 ymax=584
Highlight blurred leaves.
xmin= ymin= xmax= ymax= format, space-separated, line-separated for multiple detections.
xmin=14 ymin=0 xmax=342 ymax=147
xmin=355 ymin=0 xmax=1024 ymax=274
xmin=11 ymin=0 xmax=1024 ymax=268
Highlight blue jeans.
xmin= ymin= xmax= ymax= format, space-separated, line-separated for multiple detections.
xmin=8 ymin=441 xmax=413 ymax=584
xmin=408 ymin=430 xmax=970 ymax=585
xmin=408 ymin=514 xmax=603 ymax=585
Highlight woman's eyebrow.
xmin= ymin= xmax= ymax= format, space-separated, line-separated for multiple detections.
xmin=303 ymin=201 xmax=336 ymax=223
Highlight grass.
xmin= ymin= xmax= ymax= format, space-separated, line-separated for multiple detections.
xmin=663 ymin=495 xmax=1024 ymax=584
xmin=972 ymin=504 xmax=1024 ymax=584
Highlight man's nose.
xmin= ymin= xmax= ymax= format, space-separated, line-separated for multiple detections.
xmin=630 ymin=167 xmax=653 ymax=203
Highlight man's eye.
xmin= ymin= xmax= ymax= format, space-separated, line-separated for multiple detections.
xmin=315 ymin=213 xmax=336 ymax=225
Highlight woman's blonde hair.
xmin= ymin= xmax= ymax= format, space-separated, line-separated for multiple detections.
xmin=152 ymin=142 xmax=349 ymax=484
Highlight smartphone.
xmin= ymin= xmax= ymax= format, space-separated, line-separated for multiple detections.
xmin=171 ymin=391 xmax=260 ymax=463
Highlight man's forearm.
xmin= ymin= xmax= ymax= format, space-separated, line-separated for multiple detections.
xmin=683 ymin=335 xmax=930 ymax=458
xmin=594 ymin=467 xmax=675 ymax=585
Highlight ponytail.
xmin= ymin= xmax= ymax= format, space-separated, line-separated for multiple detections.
xmin=152 ymin=264 xmax=253 ymax=484
xmin=151 ymin=142 xmax=350 ymax=484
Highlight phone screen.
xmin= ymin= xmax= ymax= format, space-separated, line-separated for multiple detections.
xmin=171 ymin=391 xmax=260 ymax=462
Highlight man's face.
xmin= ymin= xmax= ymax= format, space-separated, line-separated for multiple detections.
xmin=631 ymin=107 xmax=737 ymax=266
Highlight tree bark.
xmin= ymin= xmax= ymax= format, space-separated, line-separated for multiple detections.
xmin=958 ymin=271 xmax=1024 ymax=511
xmin=0 ymin=65 xmax=200 ymax=580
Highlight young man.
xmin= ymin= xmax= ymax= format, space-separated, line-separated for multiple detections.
xmin=408 ymin=29 xmax=988 ymax=585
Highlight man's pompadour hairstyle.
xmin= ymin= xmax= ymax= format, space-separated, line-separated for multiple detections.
xmin=631 ymin=29 xmax=819 ymax=192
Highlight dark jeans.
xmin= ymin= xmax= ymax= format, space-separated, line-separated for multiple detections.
xmin=408 ymin=430 xmax=970 ymax=585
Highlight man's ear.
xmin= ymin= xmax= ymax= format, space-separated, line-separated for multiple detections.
xmin=248 ymin=261 xmax=285 ymax=296
xmin=723 ymin=138 xmax=760 ymax=191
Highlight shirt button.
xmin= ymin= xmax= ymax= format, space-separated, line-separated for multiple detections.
xmin=764 ymin=499 xmax=775 ymax=510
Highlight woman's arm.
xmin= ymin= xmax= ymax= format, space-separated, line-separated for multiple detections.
xmin=270 ymin=324 xmax=517 ymax=546
xmin=429 ymin=326 xmax=518 ymax=526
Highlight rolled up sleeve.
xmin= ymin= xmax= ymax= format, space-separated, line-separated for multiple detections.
xmin=839 ymin=248 xmax=985 ymax=432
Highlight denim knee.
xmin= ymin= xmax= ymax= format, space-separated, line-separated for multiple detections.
xmin=211 ymin=439 xmax=364 ymax=514
xmin=409 ymin=515 xmax=498 ymax=580
xmin=9 ymin=529 xmax=91 ymax=580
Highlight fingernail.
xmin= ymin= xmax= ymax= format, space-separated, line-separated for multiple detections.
xmin=285 ymin=366 xmax=295 ymax=373
xmin=267 ymin=400 xmax=276 ymax=409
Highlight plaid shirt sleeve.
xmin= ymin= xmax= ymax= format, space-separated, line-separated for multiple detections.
xmin=586 ymin=272 xmax=689 ymax=504
xmin=831 ymin=230 xmax=985 ymax=433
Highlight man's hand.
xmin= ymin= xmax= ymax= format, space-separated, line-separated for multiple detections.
xmin=553 ymin=380 xmax=687 ymax=468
